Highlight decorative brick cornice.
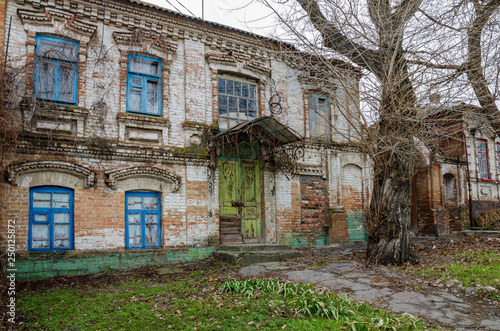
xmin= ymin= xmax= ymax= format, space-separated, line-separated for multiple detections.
xmin=7 ymin=160 xmax=96 ymax=188
xmin=17 ymin=141 xmax=210 ymax=165
xmin=105 ymin=166 xmax=181 ymax=191
xmin=17 ymin=8 xmax=98 ymax=38
xmin=17 ymin=8 xmax=52 ymax=25
xmin=206 ymin=53 xmax=271 ymax=76
xmin=302 ymin=139 xmax=361 ymax=153
xmin=112 ymin=31 xmax=178 ymax=54
xmin=296 ymin=165 xmax=325 ymax=177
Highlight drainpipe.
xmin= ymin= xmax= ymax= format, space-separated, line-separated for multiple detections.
xmin=464 ymin=132 xmax=474 ymax=228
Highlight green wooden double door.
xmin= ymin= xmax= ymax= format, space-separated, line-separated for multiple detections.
xmin=219 ymin=159 xmax=262 ymax=243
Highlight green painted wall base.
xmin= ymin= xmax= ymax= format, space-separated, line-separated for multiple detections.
xmin=348 ymin=212 xmax=368 ymax=242
xmin=278 ymin=233 xmax=329 ymax=249
xmin=14 ymin=248 xmax=215 ymax=281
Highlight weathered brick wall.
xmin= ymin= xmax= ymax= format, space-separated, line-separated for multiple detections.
xmin=0 ymin=0 xmax=6 ymax=58
xmin=0 ymin=158 xmax=213 ymax=253
xmin=296 ymin=176 xmax=327 ymax=246
xmin=300 ymin=176 xmax=326 ymax=228
xmin=0 ymin=0 xmax=369 ymax=272
xmin=471 ymin=200 xmax=500 ymax=219
xmin=415 ymin=164 xmax=446 ymax=234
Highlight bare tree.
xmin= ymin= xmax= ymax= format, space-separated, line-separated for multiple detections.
xmin=290 ymin=0 xmax=423 ymax=265
xmin=252 ymin=0 xmax=500 ymax=265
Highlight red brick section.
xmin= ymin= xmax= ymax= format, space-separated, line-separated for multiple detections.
xmin=74 ymin=175 xmax=125 ymax=242
xmin=258 ymin=82 xmax=266 ymax=117
xmin=0 ymin=184 xmax=30 ymax=251
xmin=341 ymin=185 xmax=364 ymax=212
xmin=77 ymin=44 xmax=87 ymax=106
xmin=414 ymin=163 xmax=454 ymax=235
xmin=0 ymin=0 xmax=6 ymax=58
xmin=0 ymin=173 xmax=126 ymax=253
xmin=299 ymin=176 xmax=326 ymax=232
xmin=329 ymin=210 xmax=348 ymax=243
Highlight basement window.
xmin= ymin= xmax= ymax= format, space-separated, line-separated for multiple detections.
xmin=29 ymin=186 xmax=74 ymax=251
xmin=125 ymin=192 xmax=161 ymax=249
xmin=35 ymin=35 xmax=79 ymax=105
xmin=127 ymin=55 xmax=162 ymax=116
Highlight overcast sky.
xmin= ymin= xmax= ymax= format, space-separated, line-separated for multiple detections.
xmin=143 ymin=0 xmax=276 ymax=36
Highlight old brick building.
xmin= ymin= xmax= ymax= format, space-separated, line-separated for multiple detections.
xmin=412 ymin=101 xmax=500 ymax=235
xmin=0 ymin=0 xmax=370 ymax=279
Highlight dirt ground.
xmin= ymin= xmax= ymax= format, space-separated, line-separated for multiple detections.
xmin=1 ymin=233 xmax=499 ymax=329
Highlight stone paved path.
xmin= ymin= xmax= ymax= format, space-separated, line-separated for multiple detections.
xmin=240 ymin=262 xmax=500 ymax=330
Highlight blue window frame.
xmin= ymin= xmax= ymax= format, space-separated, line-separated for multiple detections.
xmin=127 ymin=54 xmax=162 ymax=116
xmin=125 ymin=192 xmax=161 ymax=249
xmin=35 ymin=35 xmax=79 ymax=105
xmin=308 ymin=94 xmax=330 ymax=140
xmin=29 ymin=186 xmax=74 ymax=251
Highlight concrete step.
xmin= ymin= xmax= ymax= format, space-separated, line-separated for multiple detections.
xmin=212 ymin=244 xmax=303 ymax=265
xmin=219 ymin=244 xmax=291 ymax=252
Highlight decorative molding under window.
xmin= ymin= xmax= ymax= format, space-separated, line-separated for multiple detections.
xmin=117 ymin=113 xmax=169 ymax=145
xmin=105 ymin=166 xmax=181 ymax=192
xmin=7 ymin=160 xmax=96 ymax=189
xmin=22 ymin=103 xmax=89 ymax=138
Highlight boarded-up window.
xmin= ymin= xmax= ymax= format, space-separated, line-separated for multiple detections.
xmin=300 ymin=176 xmax=326 ymax=227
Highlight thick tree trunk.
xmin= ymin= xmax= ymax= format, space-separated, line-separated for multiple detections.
xmin=365 ymin=158 xmax=419 ymax=265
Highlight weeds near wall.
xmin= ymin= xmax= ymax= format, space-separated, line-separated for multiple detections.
xmin=222 ymin=279 xmax=423 ymax=329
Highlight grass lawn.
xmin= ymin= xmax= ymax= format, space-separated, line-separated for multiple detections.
xmin=17 ymin=266 xmax=435 ymax=330
xmin=415 ymin=250 xmax=500 ymax=301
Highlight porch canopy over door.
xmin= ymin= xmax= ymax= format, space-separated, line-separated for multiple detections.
xmin=212 ymin=116 xmax=303 ymax=244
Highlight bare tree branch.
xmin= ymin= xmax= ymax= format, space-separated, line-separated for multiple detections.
xmin=467 ymin=0 xmax=500 ymax=133
xmin=296 ymin=0 xmax=383 ymax=77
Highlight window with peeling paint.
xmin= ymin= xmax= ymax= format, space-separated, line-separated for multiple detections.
xmin=496 ymin=143 xmax=500 ymax=175
xmin=125 ymin=192 xmax=161 ymax=249
xmin=29 ymin=186 xmax=74 ymax=251
xmin=35 ymin=35 xmax=79 ymax=105
xmin=127 ymin=55 xmax=162 ymax=116
xmin=308 ymin=94 xmax=330 ymax=140
xmin=218 ymin=76 xmax=258 ymax=130
xmin=476 ymin=140 xmax=489 ymax=179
